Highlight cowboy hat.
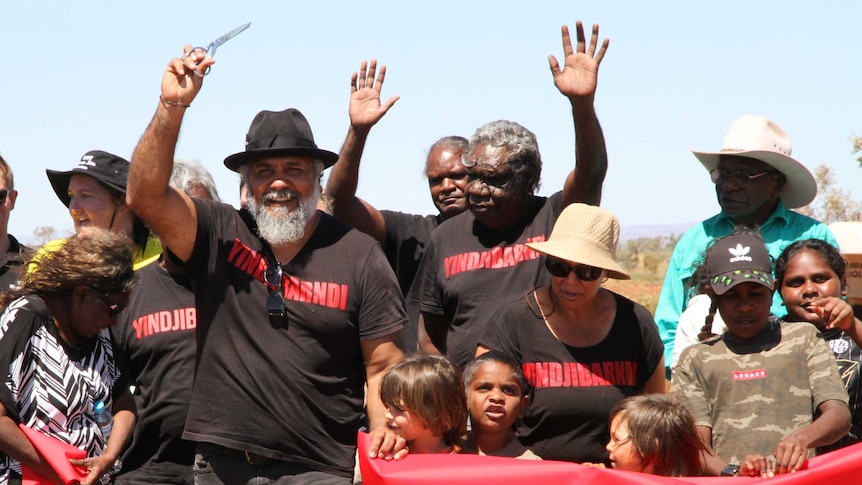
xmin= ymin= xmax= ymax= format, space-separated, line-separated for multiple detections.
xmin=691 ymin=115 xmax=817 ymax=209
xmin=224 ymin=108 xmax=338 ymax=172
xmin=526 ymin=203 xmax=630 ymax=280
xmin=46 ymin=150 xmax=129 ymax=207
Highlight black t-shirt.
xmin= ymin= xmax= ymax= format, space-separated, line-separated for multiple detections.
xmin=182 ymin=200 xmax=406 ymax=477
xmin=380 ymin=211 xmax=440 ymax=296
xmin=112 ymin=261 xmax=196 ymax=485
xmin=480 ymin=291 xmax=663 ymax=463
xmin=818 ymin=328 xmax=862 ymax=454
xmin=419 ymin=192 xmax=563 ymax=368
xmin=380 ymin=211 xmax=440 ymax=352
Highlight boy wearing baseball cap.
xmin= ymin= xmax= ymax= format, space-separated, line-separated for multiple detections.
xmin=672 ymin=232 xmax=850 ymax=478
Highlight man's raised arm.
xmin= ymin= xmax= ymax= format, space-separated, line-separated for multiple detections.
xmin=325 ymin=59 xmax=399 ymax=245
xmin=549 ymin=22 xmax=609 ymax=207
xmin=127 ymin=46 xmax=214 ymax=262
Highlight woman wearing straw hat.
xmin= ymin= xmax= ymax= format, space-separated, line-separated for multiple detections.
xmin=478 ymin=203 xmax=665 ymax=464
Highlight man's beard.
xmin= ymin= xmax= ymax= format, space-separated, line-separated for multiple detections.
xmin=247 ymin=185 xmax=320 ymax=245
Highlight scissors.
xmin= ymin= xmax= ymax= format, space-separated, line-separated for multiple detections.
xmin=183 ymin=21 xmax=251 ymax=76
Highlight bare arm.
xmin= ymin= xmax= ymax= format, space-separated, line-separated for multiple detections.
xmin=127 ymin=46 xmax=214 ymax=262
xmin=0 ymin=403 xmax=63 ymax=484
xmin=69 ymin=390 xmax=136 ymax=484
xmin=325 ymin=59 xmax=399 ymax=246
xmin=418 ymin=312 xmax=447 ymax=355
xmin=361 ymin=333 xmax=407 ymax=460
xmin=102 ymin=391 xmax=134 ymax=468
xmin=772 ymin=399 xmax=850 ymax=474
xmin=696 ymin=425 xmax=731 ymax=476
xmin=548 ymin=22 xmax=609 ymax=207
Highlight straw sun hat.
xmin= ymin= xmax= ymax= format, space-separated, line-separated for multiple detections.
xmin=526 ymin=203 xmax=630 ymax=280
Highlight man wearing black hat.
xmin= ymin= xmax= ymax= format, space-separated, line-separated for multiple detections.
xmin=127 ymin=50 xmax=407 ymax=484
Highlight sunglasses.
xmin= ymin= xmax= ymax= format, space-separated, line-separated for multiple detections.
xmin=544 ymin=257 xmax=604 ymax=281
xmin=265 ymin=263 xmax=288 ymax=328
xmin=709 ymin=169 xmax=773 ymax=186
xmin=0 ymin=190 xmax=8 ymax=205
xmin=97 ymin=293 xmax=127 ymax=316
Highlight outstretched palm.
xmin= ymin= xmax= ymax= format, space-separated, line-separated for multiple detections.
xmin=548 ymin=22 xmax=609 ymax=100
xmin=349 ymin=59 xmax=400 ymax=130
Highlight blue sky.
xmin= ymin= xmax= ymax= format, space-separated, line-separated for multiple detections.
xmin=1 ymin=1 xmax=859 ymax=244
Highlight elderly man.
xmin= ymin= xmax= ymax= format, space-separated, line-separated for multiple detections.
xmin=0 ymin=154 xmax=28 ymax=292
xmin=417 ymin=21 xmax=610 ymax=368
xmin=656 ymin=115 xmax=838 ymax=378
xmin=127 ymin=49 xmax=407 ymax=484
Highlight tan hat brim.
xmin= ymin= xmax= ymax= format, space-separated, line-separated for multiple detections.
xmin=691 ymin=148 xmax=816 ymax=209
xmin=527 ymin=236 xmax=630 ymax=280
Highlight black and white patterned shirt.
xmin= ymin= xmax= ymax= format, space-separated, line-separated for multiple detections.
xmin=0 ymin=295 xmax=125 ymax=482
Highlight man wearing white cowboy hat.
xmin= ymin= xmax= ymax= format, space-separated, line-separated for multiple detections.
xmin=127 ymin=48 xmax=407 ymax=483
xmin=656 ymin=114 xmax=838 ymax=378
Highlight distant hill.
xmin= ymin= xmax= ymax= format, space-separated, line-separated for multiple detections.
xmin=620 ymin=222 xmax=695 ymax=243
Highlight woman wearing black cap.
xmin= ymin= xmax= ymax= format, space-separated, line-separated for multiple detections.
xmin=44 ymin=150 xmax=160 ymax=270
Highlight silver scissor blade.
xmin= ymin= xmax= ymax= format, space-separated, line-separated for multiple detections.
xmin=211 ymin=21 xmax=251 ymax=48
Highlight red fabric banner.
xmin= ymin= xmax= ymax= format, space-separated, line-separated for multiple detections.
xmin=18 ymin=424 xmax=89 ymax=485
xmin=358 ymin=432 xmax=862 ymax=485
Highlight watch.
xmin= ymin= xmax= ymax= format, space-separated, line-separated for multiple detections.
xmin=720 ymin=464 xmax=740 ymax=476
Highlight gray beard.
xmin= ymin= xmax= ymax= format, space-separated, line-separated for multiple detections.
xmin=247 ymin=186 xmax=320 ymax=245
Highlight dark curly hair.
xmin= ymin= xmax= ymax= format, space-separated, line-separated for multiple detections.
xmin=775 ymin=239 xmax=845 ymax=286
xmin=1 ymin=230 xmax=136 ymax=311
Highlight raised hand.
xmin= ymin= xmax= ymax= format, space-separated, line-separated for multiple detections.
xmin=548 ymin=22 xmax=609 ymax=101
xmin=159 ymin=44 xmax=215 ymax=109
xmin=349 ymin=59 xmax=400 ymax=132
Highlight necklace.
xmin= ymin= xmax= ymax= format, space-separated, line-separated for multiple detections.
xmin=534 ymin=289 xmax=564 ymax=340
xmin=533 ymin=288 xmax=555 ymax=318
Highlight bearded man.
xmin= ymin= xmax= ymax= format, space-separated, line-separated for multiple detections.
xmin=126 ymin=48 xmax=407 ymax=484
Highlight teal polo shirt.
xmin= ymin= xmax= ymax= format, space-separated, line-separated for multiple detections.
xmin=655 ymin=201 xmax=838 ymax=376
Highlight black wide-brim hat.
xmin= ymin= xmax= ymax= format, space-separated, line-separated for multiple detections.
xmin=224 ymin=108 xmax=339 ymax=172
xmin=46 ymin=150 xmax=130 ymax=207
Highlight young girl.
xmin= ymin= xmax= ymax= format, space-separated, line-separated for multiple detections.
xmin=600 ymin=394 xmax=705 ymax=476
xmin=461 ymin=350 xmax=540 ymax=459
xmin=776 ymin=238 xmax=862 ymax=453
xmin=380 ymin=353 xmax=467 ymax=454
xmin=672 ymin=232 xmax=850 ymax=477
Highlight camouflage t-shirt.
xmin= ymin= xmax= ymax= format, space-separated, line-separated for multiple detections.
xmin=672 ymin=317 xmax=849 ymax=464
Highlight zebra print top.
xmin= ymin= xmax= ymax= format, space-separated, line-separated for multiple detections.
xmin=0 ymin=295 xmax=126 ymax=481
